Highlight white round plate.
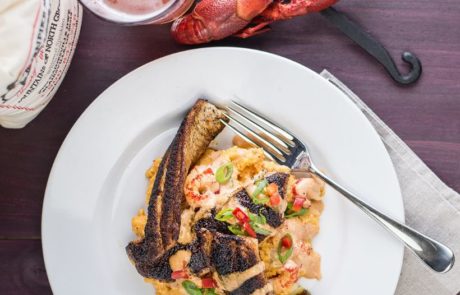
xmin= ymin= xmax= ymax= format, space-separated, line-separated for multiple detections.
xmin=42 ymin=47 xmax=404 ymax=295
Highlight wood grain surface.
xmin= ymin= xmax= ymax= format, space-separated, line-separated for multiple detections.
xmin=0 ymin=0 xmax=459 ymax=293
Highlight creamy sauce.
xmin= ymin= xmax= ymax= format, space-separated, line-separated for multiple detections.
xmin=251 ymin=283 xmax=274 ymax=295
xmin=104 ymin=0 xmax=170 ymax=15
xmin=284 ymin=218 xmax=319 ymax=242
xmin=178 ymin=209 xmax=195 ymax=244
xmin=219 ymin=262 xmax=265 ymax=291
xmin=169 ymin=250 xmax=191 ymax=271
xmin=294 ymin=244 xmax=321 ymax=279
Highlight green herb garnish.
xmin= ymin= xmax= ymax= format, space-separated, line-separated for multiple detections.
xmin=215 ymin=208 xmax=233 ymax=222
xmin=203 ymin=289 xmax=217 ymax=295
xmin=228 ymin=224 xmax=246 ymax=236
xmin=182 ymin=280 xmax=202 ymax=295
xmin=250 ymin=222 xmax=272 ymax=235
xmin=284 ymin=202 xmax=308 ymax=219
xmin=215 ymin=163 xmax=233 ymax=184
xmin=285 ymin=208 xmax=308 ymax=218
xmin=277 ymin=234 xmax=294 ymax=264
xmin=248 ymin=212 xmax=266 ymax=225
xmin=252 ymin=179 xmax=269 ymax=204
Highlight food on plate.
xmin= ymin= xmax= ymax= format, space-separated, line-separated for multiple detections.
xmin=126 ymin=99 xmax=326 ymax=294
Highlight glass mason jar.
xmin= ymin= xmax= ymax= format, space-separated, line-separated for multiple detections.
xmin=78 ymin=0 xmax=194 ymax=25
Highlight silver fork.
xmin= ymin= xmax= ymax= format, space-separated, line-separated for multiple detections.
xmin=220 ymin=100 xmax=455 ymax=273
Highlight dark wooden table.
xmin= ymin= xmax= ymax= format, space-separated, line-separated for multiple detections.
xmin=1 ymin=0 xmax=459 ymax=293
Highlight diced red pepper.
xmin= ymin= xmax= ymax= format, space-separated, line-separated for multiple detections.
xmin=277 ymin=234 xmax=294 ymax=264
xmin=269 ymin=193 xmax=281 ymax=206
xmin=203 ymin=168 xmax=214 ymax=175
xmin=171 ymin=270 xmax=188 ymax=279
xmin=201 ymin=277 xmax=217 ymax=288
xmin=232 ymin=207 xmax=249 ymax=223
xmin=281 ymin=236 xmax=293 ymax=249
xmin=243 ymin=222 xmax=257 ymax=238
xmin=292 ymin=197 xmax=304 ymax=212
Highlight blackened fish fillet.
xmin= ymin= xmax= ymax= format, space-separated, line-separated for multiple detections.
xmin=126 ymin=99 xmax=227 ymax=278
xmin=192 ymin=229 xmax=272 ymax=294
xmin=237 ymin=172 xmax=289 ymax=229
xmin=210 ymin=231 xmax=260 ymax=276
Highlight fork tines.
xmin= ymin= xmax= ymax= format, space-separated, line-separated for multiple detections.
xmin=220 ymin=101 xmax=296 ymax=164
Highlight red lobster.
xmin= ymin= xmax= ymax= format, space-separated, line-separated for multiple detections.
xmin=171 ymin=0 xmax=338 ymax=44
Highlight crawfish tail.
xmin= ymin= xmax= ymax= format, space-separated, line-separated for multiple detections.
xmin=171 ymin=15 xmax=211 ymax=45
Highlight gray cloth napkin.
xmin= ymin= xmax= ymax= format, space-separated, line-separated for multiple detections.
xmin=320 ymin=70 xmax=460 ymax=295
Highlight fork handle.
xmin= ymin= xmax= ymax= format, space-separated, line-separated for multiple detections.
xmin=309 ymin=166 xmax=455 ymax=273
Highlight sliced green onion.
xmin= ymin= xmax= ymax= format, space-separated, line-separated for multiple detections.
xmin=203 ymin=289 xmax=217 ymax=295
xmin=277 ymin=234 xmax=294 ymax=264
xmin=252 ymin=179 xmax=268 ymax=197
xmin=284 ymin=202 xmax=308 ymax=219
xmin=182 ymin=280 xmax=202 ymax=295
xmin=258 ymin=210 xmax=267 ymax=224
xmin=285 ymin=208 xmax=308 ymax=219
xmin=252 ymin=195 xmax=269 ymax=205
xmin=248 ymin=212 xmax=267 ymax=225
xmin=248 ymin=212 xmax=258 ymax=223
xmin=215 ymin=208 xmax=233 ymax=222
xmin=250 ymin=222 xmax=272 ymax=235
xmin=252 ymin=179 xmax=269 ymax=204
xmin=228 ymin=224 xmax=246 ymax=236
xmin=215 ymin=163 xmax=233 ymax=184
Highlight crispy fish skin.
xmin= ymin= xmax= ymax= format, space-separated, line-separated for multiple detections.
xmin=191 ymin=229 xmax=271 ymax=294
xmin=209 ymin=231 xmax=272 ymax=294
xmin=210 ymin=232 xmax=260 ymax=276
xmin=227 ymin=273 xmax=269 ymax=295
xmin=126 ymin=99 xmax=227 ymax=279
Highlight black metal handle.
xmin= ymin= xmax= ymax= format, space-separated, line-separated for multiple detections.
xmin=320 ymin=7 xmax=422 ymax=85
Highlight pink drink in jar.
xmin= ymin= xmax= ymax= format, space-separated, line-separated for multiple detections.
xmin=80 ymin=0 xmax=193 ymax=24
xmin=104 ymin=0 xmax=168 ymax=15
